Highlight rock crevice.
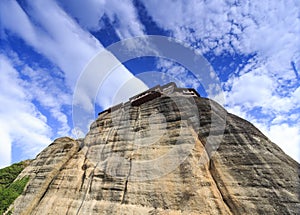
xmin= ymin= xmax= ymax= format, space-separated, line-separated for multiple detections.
xmin=7 ymin=93 xmax=300 ymax=214
xmin=121 ymin=157 xmax=132 ymax=205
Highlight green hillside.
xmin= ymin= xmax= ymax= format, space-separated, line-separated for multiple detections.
xmin=0 ymin=161 xmax=31 ymax=214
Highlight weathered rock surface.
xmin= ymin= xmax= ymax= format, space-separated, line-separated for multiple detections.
xmin=7 ymin=95 xmax=300 ymax=214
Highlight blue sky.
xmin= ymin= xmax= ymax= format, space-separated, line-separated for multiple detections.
xmin=0 ymin=0 xmax=299 ymax=167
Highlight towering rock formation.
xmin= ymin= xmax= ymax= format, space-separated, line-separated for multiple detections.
xmin=6 ymin=83 xmax=300 ymax=214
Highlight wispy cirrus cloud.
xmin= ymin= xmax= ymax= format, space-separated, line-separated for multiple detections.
xmin=0 ymin=54 xmax=52 ymax=167
xmin=0 ymin=0 xmax=299 ymax=166
xmin=140 ymin=0 xmax=300 ymax=161
xmin=0 ymin=0 xmax=149 ymax=166
xmin=0 ymin=0 xmax=102 ymax=88
xmin=58 ymin=0 xmax=145 ymax=39
xmin=0 ymin=0 xmax=148 ymax=109
xmin=19 ymin=64 xmax=71 ymax=136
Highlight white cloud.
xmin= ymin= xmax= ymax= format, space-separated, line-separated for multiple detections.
xmin=1 ymin=0 xmax=299 ymax=166
xmin=0 ymin=0 xmax=149 ymax=139
xmin=141 ymin=0 xmax=232 ymax=52
xmin=0 ymin=0 xmax=36 ymax=43
xmin=132 ymin=0 xmax=300 ymax=164
xmin=226 ymin=105 xmax=300 ymax=162
xmin=0 ymin=55 xmax=52 ymax=167
xmin=96 ymin=63 xmax=149 ymax=109
xmin=226 ymin=68 xmax=300 ymax=114
xmin=156 ymin=59 xmax=201 ymax=89
xmin=0 ymin=126 xmax=12 ymax=168
xmin=256 ymin=123 xmax=300 ymax=162
xmin=226 ymin=71 xmax=274 ymax=107
xmin=140 ymin=0 xmax=300 ymax=162
xmin=226 ymin=69 xmax=300 ymax=162
xmin=20 ymin=65 xmax=71 ymax=136
xmin=293 ymin=86 xmax=300 ymax=102
xmin=57 ymin=0 xmax=106 ymax=30
xmin=141 ymin=0 xmax=300 ymax=83
xmin=0 ymin=0 xmax=149 ymax=107
xmin=73 ymin=49 xmax=148 ymax=110
xmin=141 ymin=1 xmax=300 ymax=116
xmin=59 ymin=0 xmax=145 ymax=39
xmin=72 ymin=50 xmax=148 ymax=136
xmin=0 ymin=0 xmax=102 ymax=89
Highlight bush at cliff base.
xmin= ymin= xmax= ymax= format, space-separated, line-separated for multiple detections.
xmin=0 ymin=161 xmax=30 ymax=214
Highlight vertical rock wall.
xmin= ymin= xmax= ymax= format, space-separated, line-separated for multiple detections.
xmin=7 ymin=96 xmax=300 ymax=214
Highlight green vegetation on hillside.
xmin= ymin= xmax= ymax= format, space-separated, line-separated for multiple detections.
xmin=0 ymin=161 xmax=30 ymax=214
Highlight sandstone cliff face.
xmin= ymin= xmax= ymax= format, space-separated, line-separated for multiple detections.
xmin=7 ymin=95 xmax=300 ymax=215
